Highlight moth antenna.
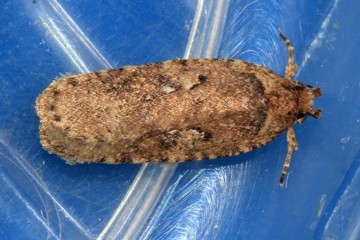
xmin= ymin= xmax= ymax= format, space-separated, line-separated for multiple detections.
xmin=279 ymin=126 xmax=298 ymax=187
xmin=279 ymin=29 xmax=298 ymax=81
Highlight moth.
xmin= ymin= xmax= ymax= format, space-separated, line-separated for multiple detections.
xmin=36 ymin=32 xmax=321 ymax=186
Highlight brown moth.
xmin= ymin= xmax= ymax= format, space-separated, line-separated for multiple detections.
xmin=36 ymin=32 xmax=321 ymax=186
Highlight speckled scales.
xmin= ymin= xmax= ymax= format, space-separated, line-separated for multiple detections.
xmin=36 ymin=58 xmax=299 ymax=164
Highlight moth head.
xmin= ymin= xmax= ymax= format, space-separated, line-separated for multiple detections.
xmin=293 ymin=81 xmax=322 ymax=124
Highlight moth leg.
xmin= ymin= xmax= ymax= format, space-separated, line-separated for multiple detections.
xmin=279 ymin=126 xmax=298 ymax=187
xmin=295 ymin=116 xmax=308 ymax=124
xmin=279 ymin=30 xmax=298 ymax=81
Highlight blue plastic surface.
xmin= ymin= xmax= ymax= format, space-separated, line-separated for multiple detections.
xmin=1 ymin=0 xmax=359 ymax=239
